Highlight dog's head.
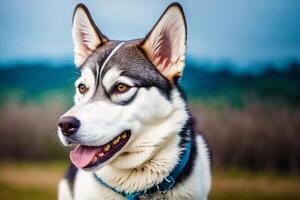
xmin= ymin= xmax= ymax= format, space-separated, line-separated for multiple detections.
xmin=58 ymin=3 xmax=188 ymax=171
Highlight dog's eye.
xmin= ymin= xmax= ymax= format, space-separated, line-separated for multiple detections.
xmin=115 ymin=83 xmax=130 ymax=93
xmin=78 ymin=83 xmax=88 ymax=94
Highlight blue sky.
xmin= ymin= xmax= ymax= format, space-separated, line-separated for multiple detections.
xmin=0 ymin=0 xmax=299 ymax=70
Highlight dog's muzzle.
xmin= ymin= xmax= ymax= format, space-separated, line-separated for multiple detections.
xmin=58 ymin=116 xmax=132 ymax=170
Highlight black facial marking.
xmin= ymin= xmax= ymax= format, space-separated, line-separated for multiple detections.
xmin=175 ymin=114 xmax=197 ymax=184
xmin=107 ymin=44 xmax=173 ymax=99
xmin=64 ymin=162 xmax=78 ymax=195
xmin=78 ymin=41 xmax=122 ymax=102
xmin=116 ymin=89 xmax=139 ymax=106
xmin=90 ymin=42 xmax=121 ymax=93
xmin=120 ymin=71 xmax=172 ymax=99
xmin=77 ymin=40 xmax=174 ymax=105
xmin=175 ymin=89 xmax=211 ymax=184
xmin=95 ymin=42 xmax=123 ymax=90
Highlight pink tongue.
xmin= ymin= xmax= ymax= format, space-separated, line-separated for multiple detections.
xmin=70 ymin=145 xmax=101 ymax=168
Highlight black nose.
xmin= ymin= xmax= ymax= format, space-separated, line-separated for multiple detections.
xmin=58 ymin=116 xmax=80 ymax=136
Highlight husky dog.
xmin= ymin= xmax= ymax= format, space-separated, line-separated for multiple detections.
xmin=57 ymin=2 xmax=211 ymax=200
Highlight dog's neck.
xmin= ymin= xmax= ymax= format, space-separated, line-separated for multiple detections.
xmin=94 ymin=90 xmax=189 ymax=193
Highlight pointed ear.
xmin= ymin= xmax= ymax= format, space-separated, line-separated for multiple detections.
xmin=72 ymin=4 xmax=109 ymax=67
xmin=140 ymin=3 xmax=187 ymax=82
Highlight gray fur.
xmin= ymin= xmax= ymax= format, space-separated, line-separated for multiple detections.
xmin=79 ymin=40 xmax=172 ymax=105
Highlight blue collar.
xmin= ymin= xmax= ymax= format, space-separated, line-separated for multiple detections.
xmin=93 ymin=139 xmax=192 ymax=200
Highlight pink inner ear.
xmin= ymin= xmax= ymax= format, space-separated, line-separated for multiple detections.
xmin=141 ymin=5 xmax=186 ymax=81
xmin=156 ymin=30 xmax=172 ymax=69
xmin=79 ymin=30 xmax=94 ymax=54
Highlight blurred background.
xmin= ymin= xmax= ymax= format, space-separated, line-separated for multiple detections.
xmin=0 ymin=0 xmax=299 ymax=199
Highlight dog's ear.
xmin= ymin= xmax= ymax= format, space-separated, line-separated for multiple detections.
xmin=140 ymin=3 xmax=187 ymax=82
xmin=72 ymin=4 xmax=108 ymax=67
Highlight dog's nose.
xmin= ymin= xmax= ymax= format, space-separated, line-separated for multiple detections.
xmin=58 ymin=116 xmax=80 ymax=136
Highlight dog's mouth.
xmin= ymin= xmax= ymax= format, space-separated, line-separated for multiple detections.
xmin=70 ymin=130 xmax=131 ymax=169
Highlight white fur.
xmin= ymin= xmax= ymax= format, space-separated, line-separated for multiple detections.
xmin=64 ymin=130 xmax=211 ymax=200
xmin=59 ymin=87 xmax=177 ymax=160
xmin=74 ymin=67 xmax=96 ymax=105
xmin=102 ymin=68 xmax=138 ymax=103
xmin=168 ymin=135 xmax=211 ymax=200
xmin=58 ymin=179 xmax=73 ymax=200
xmin=58 ymin=67 xmax=96 ymax=145
xmin=58 ymin=89 xmax=211 ymax=199
xmin=102 ymin=68 xmax=123 ymax=91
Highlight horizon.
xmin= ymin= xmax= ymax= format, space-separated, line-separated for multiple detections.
xmin=0 ymin=56 xmax=299 ymax=76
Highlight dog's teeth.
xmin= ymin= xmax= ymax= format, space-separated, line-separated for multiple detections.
xmin=113 ymin=136 xmax=120 ymax=145
xmin=104 ymin=145 xmax=111 ymax=152
xmin=121 ymin=133 xmax=127 ymax=139
xmin=98 ymin=152 xmax=104 ymax=157
xmin=91 ymin=157 xmax=98 ymax=163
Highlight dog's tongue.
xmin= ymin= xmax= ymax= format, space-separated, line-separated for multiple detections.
xmin=70 ymin=145 xmax=100 ymax=168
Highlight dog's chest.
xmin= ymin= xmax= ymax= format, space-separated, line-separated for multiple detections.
xmin=73 ymin=170 xmax=195 ymax=200
xmin=74 ymin=171 xmax=164 ymax=200
xmin=74 ymin=170 xmax=122 ymax=200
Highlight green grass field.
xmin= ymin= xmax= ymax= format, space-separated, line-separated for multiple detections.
xmin=0 ymin=161 xmax=299 ymax=200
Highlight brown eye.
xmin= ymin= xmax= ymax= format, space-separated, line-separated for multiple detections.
xmin=78 ymin=83 xmax=88 ymax=94
xmin=116 ymin=84 xmax=129 ymax=93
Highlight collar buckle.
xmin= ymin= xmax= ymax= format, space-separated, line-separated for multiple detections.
xmin=164 ymin=175 xmax=175 ymax=190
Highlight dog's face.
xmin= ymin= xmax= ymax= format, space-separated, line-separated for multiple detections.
xmin=58 ymin=3 xmax=187 ymax=171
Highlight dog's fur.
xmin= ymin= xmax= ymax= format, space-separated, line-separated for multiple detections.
xmin=58 ymin=3 xmax=211 ymax=200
